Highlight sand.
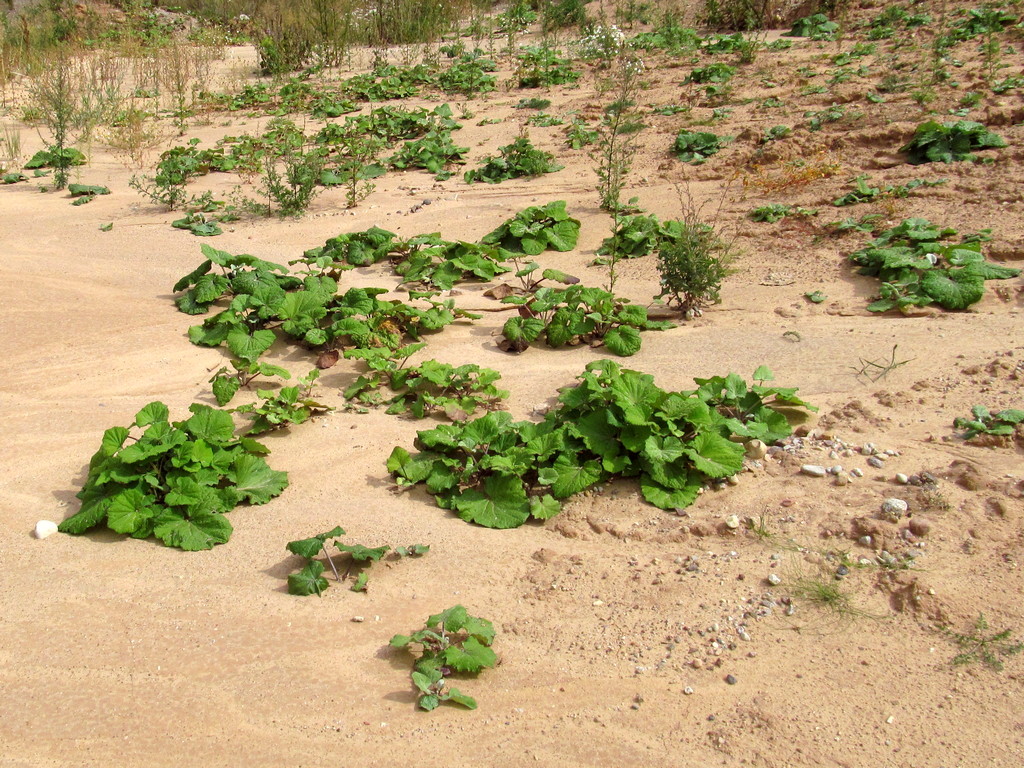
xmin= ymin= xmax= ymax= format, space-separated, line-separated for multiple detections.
xmin=1 ymin=3 xmax=1023 ymax=765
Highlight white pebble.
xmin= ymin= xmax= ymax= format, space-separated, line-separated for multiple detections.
xmin=34 ymin=520 xmax=58 ymax=539
xmin=767 ymin=573 xmax=782 ymax=586
xmin=725 ymin=515 xmax=741 ymax=529
xmin=801 ymin=464 xmax=827 ymax=477
xmin=850 ymin=467 xmax=864 ymax=478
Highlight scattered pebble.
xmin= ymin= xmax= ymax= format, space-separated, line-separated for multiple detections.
xmin=767 ymin=573 xmax=781 ymax=586
xmin=724 ymin=515 xmax=741 ymax=529
xmin=858 ymin=535 xmax=873 ymax=548
xmin=836 ymin=564 xmax=850 ymax=577
xmin=895 ymin=473 xmax=910 ymax=485
xmin=351 ymin=616 xmax=365 ymax=623
xmin=908 ymin=518 xmax=932 ymax=537
xmin=683 ymin=686 xmax=695 ymax=695
xmin=850 ymin=467 xmax=864 ymax=478
xmin=34 ymin=520 xmax=58 ymax=539
xmin=801 ymin=464 xmax=827 ymax=477
xmin=833 ymin=471 xmax=851 ymax=487
xmin=725 ymin=674 xmax=737 ymax=685
xmin=868 ymin=456 xmax=886 ymax=469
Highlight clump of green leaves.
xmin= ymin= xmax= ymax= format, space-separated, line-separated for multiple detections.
xmin=672 ymin=130 xmax=728 ymax=164
xmin=59 ymin=401 xmax=288 ymax=551
xmin=785 ymin=14 xmax=839 ymax=40
xmin=344 ymin=344 xmax=508 ymax=420
xmin=463 ymin=135 xmax=564 ymax=184
xmin=393 ymin=237 xmax=509 ymax=290
xmin=388 ymin=361 xmax=814 ymax=528
xmin=391 ymin=606 xmax=497 ymax=711
xmin=480 ymin=200 xmax=580 ymax=257
xmin=954 ymin=406 xmax=1024 ymax=440
xmin=232 ymin=370 xmax=332 ymax=435
xmin=595 ymin=214 xmax=686 ymax=263
xmin=286 ymin=526 xmax=413 ymax=596
xmin=389 ymin=130 xmax=468 ymax=178
xmin=296 ymin=226 xmax=398 ymax=275
xmin=498 ymin=285 xmax=672 ymax=356
xmin=565 ymin=118 xmax=598 ymax=149
xmin=901 ymin=120 xmax=1007 ymax=164
xmin=945 ymin=613 xmax=1023 ymax=671
xmin=437 ymin=51 xmax=497 ymax=96
xmin=172 ymin=243 xmax=296 ymax=316
xmin=832 ymin=175 xmax=948 ymax=206
xmin=210 ymin=359 xmax=292 ymax=406
xmin=848 ymin=218 xmax=1020 ymax=312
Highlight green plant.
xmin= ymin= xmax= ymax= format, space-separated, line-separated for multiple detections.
xmin=497 ymin=285 xmax=672 ymax=355
xmin=67 ymin=183 xmax=110 ymax=205
xmin=231 ymin=370 xmax=331 ymax=435
xmin=672 ymin=130 xmax=728 ymax=164
xmin=210 ymin=359 xmax=292 ymax=406
xmin=389 ymin=129 xmax=468 ymax=178
xmin=256 ymin=144 xmax=326 ymax=217
xmin=286 ymin=526 xmax=412 ymax=595
xmin=954 ymin=406 xmax=1024 ymax=439
xmin=344 ymin=344 xmax=508 ymax=419
xmin=564 ymin=118 xmax=598 ymax=148
xmin=832 ymin=175 xmax=948 ymax=206
xmin=58 ymin=401 xmax=288 ymax=551
xmin=172 ymin=243 xmax=295 ymax=316
xmin=393 ymin=237 xmax=509 ymax=290
xmin=655 ymin=208 xmax=736 ymax=316
xmin=320 ymin=127 xmax=387 ymax=209
xmin=515 ymin=45 xmax=580 ymax=88
xmin=901 ymin=120 xmax=1007 ymax=164
xmin=479 ymin=201 xmax=580 ymax=257
xmin=595 ymin=214 xmax=687 ymax=262
xmin=388 ymin=361 xmax=814 ymax=528
xmin=790 ymin=570 xmax=861 ymax=615
xmin=848 ymin=218 xmax=1019 ymax=312
xmin=130 ymin=139 xmax=208 ymax=210
xmin=390 ymin=605 xmax=497 ymax=711
xmin=748 ymin=204 xmax=790 ymax=223
xmin=945 ymin=614 xmax=1023 ymax=671
xmin=785 ymin=13 xmax=839 ymax=40
xmin=437 ymin=50 xmax=497 ymax=96
xmin=593 ymin=54 xmax=646 ymax=215
xmin=463 ymin=134 xmax=563 ymax=183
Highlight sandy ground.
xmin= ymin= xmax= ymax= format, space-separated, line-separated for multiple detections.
xmin=1 ymin=3 xmax=1023 ymax=766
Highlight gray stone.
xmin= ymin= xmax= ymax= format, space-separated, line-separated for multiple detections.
xmin=881 ymin=498 xmax=909 ymax=521
xmin=801 ymin=464 xmax=828 ymax=477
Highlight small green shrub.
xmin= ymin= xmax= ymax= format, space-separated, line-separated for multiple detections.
xmin=515 ymin=46 xmax=581 ymax=88
xmin=954 ymin=406 xmax=1024 ymax=440
xmin=655 ymin=216 xmax=735 ymax=315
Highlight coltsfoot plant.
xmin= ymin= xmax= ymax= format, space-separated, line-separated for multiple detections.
xmin=285 ymin=526 xmax=419 ymax=596
xmin=388 ymin=361 xmax=815 ymax=528
xmin=463 ymin=134 xmax=563 ymax=184
xmin=391 ymin=606 xmax=497 ymax=711
xmin=848 ymin=218 xmax=1019 ymax=312
xmin=58 ymin=402 xmax=288 ymax=550
xmin=901 ymin=121 xmax=1007 ymax=164
xmin=954 ymin=406 xmax=1024 ymax=440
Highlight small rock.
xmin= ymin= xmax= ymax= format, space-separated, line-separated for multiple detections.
xmin=592 ymin=599 xmax=604 ymax=606
xmin=881 ymin=498 xmax=909 ymax=521
xmin=745 ymin=439 xmax=768 ymax=459
xmin=724 ymin=515 xmax=741 ymax=529
xmin=850 ymin=467 xmax=865 ymax=478
xmin=836 ymin=564 xmax=850 ymax=577
xmin=828 ymin=465 xmax=843 ymax=475
xmin=861 ymin=443 xmax=876 ymax=456
xmin=895 ymin=473 xmax=910 ymax=485
xmin=780 ymin=498 xmax=795 ymax=508
xmin=725 ymin=674 xmax=737 ymax=685
xmin=683 ymin=686 xmax=695 ymax=695
xmin=727 ymin=475 xmax=740 ymax=486
xmin=833 ymin=471 xmax=851 ymax=487
xmin=868 ymin=456 xmax=886 ymax=469
xmin=858 ymin=535 xmax=873 ymax=548
xmin=801 ymin=464 xmax=828 ymax=477
xmin=34 ymin=520 xmax=59 ymax=539
xmin=767 ymin=573 xmax=781 ymax=586
xmin=351 ymin=616 xmax=365 ymax=623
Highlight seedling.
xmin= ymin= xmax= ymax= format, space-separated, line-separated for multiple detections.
xmin=945 ymin=614 xmax=1023 ymax=671
xmin=390 ymin=606 xmax=497 ymax=711
xmin=463 ymin=135 xmax=563 ymax=184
